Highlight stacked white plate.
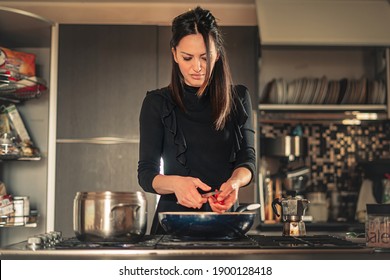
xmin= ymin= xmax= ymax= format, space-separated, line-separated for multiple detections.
xmin=367 ymin=80 xmax=386 ymax=104
xmin=261 ymin=76 xmax=386 ymax=105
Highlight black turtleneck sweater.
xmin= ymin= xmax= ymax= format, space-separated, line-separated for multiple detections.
xmin=138 ymin=84 xmax=256 ymax=234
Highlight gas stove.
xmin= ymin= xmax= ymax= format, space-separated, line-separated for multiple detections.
xmin=26 ymin=232 xmax=365 ymax=250
xmin=2 ymin=232 xmax=384 ymax=260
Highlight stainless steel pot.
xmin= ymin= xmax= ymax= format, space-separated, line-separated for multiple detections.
xmin=73 ymin=191 xmax=147 ymax=242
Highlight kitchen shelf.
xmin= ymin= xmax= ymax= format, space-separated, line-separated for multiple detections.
xmin=0 ymin=89 xmax=47 ymax=104
xmin=0 ymin=6 xmax=53 ymax=247
xmin=259 ymin=104 xmax=387 ymax=111
xmin=0 ymin=156 xmax=41 ymax=161
xmin=0 ymin=221 xmax=38 ymax=228
xmin=258 ymin=110 xmax=388 ymax=124
xmin=258 ymin=47 xmax=390 ymax=119
xmin=0 ymin=213 xmax=38 ymax=228
xmin=258 ymin=104 xmax=388 ymax=122
xmin=0 ymin=74 xmax=49 ymax=104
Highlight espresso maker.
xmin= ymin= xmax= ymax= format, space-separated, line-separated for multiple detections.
xmin=272 ymin=191 xmax=309 ymax=236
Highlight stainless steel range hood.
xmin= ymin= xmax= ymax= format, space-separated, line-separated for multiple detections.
xmin=255 ymin=0 xmax=390 ymax=46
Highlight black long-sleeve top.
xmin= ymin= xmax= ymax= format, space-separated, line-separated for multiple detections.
xmin=137 ymin=84 xmax=256 ymax=233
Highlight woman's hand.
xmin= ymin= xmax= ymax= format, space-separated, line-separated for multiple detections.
xmin=208 ymin=167 xmax=252 ymax=213
xmin=208 ymin=179 xmax=239 ymax=213
xmin=172 ymin=176 xmax=211 ymax=209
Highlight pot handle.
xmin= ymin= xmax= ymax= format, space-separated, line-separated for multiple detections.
xmin=110 ymin=203 xmax=140 ymax=220
xmin=272 ymin=198 xmax=281 ymax=217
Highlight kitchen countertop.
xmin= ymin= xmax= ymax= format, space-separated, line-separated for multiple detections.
xmin=1 ymin=232 xmax=389 ymax=260
xmin=2 ymin=247 xmax=387 ymax=260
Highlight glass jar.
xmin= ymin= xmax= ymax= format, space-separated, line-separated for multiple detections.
xmin=0 ymin=132 xmax=20 ymax=159
xmin=366 ymin=204 xmax=390 ymax=248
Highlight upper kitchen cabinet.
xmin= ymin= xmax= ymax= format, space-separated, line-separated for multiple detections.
xmin=256 ymin=0 xmax=390 ymax=46
xmin=0 ymin=6 xmax=55 ymax=245
xmin=255 ymin=0 xmax=390 ymax=120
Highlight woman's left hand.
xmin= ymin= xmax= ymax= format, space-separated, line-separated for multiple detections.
xmin=208 ymin=179 xmax=240 ymax=213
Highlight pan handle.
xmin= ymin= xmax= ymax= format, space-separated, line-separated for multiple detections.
xmin=272 ymin=198 xmax=281 ymax=217
xmin=236 ymin=203 xmax=261 ymax=212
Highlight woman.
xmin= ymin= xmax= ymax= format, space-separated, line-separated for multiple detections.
xmin=138 ymin=6 xmax=256 ymax=234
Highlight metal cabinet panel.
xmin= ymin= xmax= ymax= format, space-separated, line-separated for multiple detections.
xmin=55 ymin=25 xmax=158 ymax=236
xmin=57 ymin=25 xmax=158 ymax=139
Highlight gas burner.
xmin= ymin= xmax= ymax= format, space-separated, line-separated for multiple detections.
xmin=278 ymin=241 xmax=310 ymax=248
xmin=155 ymin=234 xmax=259 ymax=249
xmin=73 ymin=243 xmax=103 ymax=249
xmin=53 ymin=235 xmax=162 ymax=250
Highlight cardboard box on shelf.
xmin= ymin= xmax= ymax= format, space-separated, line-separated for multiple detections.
xmin=3 ymin=104 xmax=40 ymax=158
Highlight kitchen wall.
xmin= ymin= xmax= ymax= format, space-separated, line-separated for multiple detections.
xmin=259 ymin=120 xmax=390 ymax=222
xmin=261 ymin=121 xmax=390 ymax=189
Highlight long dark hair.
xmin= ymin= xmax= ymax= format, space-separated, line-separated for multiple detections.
xmin=169 ymin=6 xmax=234 ymax=130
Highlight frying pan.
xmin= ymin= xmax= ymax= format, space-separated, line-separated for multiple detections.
xmin=158 ymin=204 xmax=260 ymax=239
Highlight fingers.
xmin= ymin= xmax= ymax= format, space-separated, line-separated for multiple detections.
xmin=208 ymin=196 xmax=230 ymax=213
xmin=176 ymin=179 xmax=209 ymax=208
xmin=216 ymin=181 xmax=239 ymax=202
xmin=215 ymin=189 xmax=229 ymax=202
xmin=208 ymin=185 xmax=238 ymax=213
xmin=178 ymin=197 xmax=206 ymax=209
xmin=174 ymin=177 xmax=211 ymax=209
xmin=193 ymin=178 xmax=212 ymax=192
xmin=177 ymin=194 xmax=208 ymax=209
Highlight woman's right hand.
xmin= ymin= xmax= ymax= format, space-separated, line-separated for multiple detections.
xmin=173 ymin=176 xmax=211 ymax=209
xmin=152 ymin=174 xmax=211 ymax=209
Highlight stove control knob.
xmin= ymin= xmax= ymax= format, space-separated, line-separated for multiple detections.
xmin=27 ymin=236 xmax=43 ymax=249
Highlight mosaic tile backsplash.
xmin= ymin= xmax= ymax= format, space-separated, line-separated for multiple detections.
xmin=260 ymin=121 xmax=390 ymax=191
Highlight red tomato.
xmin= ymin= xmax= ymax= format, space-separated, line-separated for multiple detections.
xmin=213 ymin=192 xmax=224 ymax=205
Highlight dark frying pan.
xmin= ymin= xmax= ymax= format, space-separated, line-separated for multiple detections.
xmin=158 ymin=204 xmax=260 ymax=240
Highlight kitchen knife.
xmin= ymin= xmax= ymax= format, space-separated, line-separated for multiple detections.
xmin=201 ymin=190 xmax=221 ymax=198
xmin=176 ymin=190 xmax=221 ymax=205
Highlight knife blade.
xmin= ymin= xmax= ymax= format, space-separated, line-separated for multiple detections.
xmin=201 ymin=190 xmax=221 ymax=198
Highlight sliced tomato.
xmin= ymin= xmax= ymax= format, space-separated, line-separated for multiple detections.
xmin=213 ymin=192 xmax=225 ymax=205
